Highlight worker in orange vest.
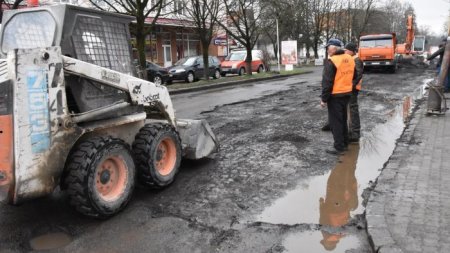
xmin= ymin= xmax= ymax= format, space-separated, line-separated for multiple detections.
xmin=344 ymin=42 xmax=363 ymax=142
xmin=321 ymin=39 xmax=356 ymax=155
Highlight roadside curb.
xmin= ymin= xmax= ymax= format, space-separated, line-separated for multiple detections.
xmin=365 ymin=100 xmax=425 ymax=253
xmin=168 ymin=70 xmax=314 ymax=95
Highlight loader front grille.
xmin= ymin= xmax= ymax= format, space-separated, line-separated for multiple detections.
xmin=0 ymin=60 xmax=7 ymax=84
xmin=71 ymin=16 xmax=132 ymax=74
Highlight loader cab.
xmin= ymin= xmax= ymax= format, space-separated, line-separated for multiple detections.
xmin=0 ymin=4 xmax=135 ymax=76
xmin=0 ymin=4 xmax=137 ymax=116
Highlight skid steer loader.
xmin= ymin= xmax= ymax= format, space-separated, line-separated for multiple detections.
xmin=0 ymin=4 xmax=218 ymax=218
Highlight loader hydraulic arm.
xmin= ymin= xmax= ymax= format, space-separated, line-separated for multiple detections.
xmin=62 ymin=56 xmax=176 ymax=126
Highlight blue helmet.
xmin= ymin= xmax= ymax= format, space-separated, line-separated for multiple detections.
xmin=326 ymin=38 xmax=343 ymax=47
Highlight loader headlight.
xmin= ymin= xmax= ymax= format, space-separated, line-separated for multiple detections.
xmin=175 ymin=69 xmax=186 ymax=73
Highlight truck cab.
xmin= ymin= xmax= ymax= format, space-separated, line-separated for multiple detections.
xmin=359 ymin=33 xmax=397 ymax=73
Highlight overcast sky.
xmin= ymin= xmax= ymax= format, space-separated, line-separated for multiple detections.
xmin=405 ymin=0 xmax=449 ymax=35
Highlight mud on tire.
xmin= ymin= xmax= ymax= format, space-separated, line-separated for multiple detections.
xmin=64 ymin=136 xmax=135 ymax=219
xmin=132 ymin=123 xmax=182 ymax=188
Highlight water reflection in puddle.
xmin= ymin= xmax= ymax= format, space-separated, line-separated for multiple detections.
xmin=257 ymin=81 xmax=431 ymax=251
xmin=29 ymin=232 xmax=72 ymax=251
xmin=282 ymin=230 xmax=361 ymax=253
xmin=258 ymin=102 xmax=405 ymax=225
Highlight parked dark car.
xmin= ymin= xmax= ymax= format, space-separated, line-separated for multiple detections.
xmin=146 ymin=61 xmax=169 ymax=85
xmin=168 ymin=56 xmax=221 ymax=83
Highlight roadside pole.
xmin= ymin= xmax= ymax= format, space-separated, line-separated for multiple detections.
xmin=276 ymin=18 xmax=280 ymax=73
xmin=226 ymin=31 xmax=230 ymax=56
xmin=427 ymin=13 xmax=450 ymax=114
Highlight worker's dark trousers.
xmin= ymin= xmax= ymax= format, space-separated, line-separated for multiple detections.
xmin=327 ymin=96 xmax=351 ymax=151
xmin=348 ymin=91 xmax=360 ymax=139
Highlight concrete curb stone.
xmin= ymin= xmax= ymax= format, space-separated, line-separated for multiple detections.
xmin=168 ymin=70 xmax=314 ymax=95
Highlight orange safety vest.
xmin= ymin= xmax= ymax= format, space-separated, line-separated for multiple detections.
xmin=330 ymin=54 xmax=355 ymax=95
xmin=354 ymin=55 xmax=362 ymax=91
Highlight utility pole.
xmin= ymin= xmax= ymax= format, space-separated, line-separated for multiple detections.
xmin=427 ymin=9 xmax=450 ymax=114
xmin=276 ymin=18 xmax=280 ymax=73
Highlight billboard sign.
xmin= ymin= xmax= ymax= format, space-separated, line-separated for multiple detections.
xmin=281 ymin=40 xmax=298 ymax=65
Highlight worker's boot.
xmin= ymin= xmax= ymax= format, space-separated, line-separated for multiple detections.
xmin=348 ymin=131 xmax=360 ymax=143
xmin=321 ymin=123 xmax=331 ymax=131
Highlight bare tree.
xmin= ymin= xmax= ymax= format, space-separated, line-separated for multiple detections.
xmin=259 ymin=1 xmax=279 ymax=60
xmin=443 ymin=20 xmax=449 ymax=36
xmin=259 ymin=0 xmax=287 ymax=61
xmin=185 ymin=0 xmax=220 ymax=80
xmin=380 ymin=0 xmax=415 ymax=42
xmin=309 ymin=0 xmax=337 ymax=58
xmin=89 ymin=0 xmax=172 ymax=71
xmin=346 ymin=0 xmax=377 ymax=41
xmin=321 ymin=0 xmax=340 ymax=57
xmin=213 ymin=0 xmax=265 ymax=75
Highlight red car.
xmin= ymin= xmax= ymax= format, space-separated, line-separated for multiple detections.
xmin=220 ymin=50 xmax=265 ymax=76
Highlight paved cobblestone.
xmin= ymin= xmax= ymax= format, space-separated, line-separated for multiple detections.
xmin=367 ymin=100 xmax=450 ymax=253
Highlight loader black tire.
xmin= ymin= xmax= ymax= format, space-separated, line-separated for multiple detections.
xmin=64 ymin=137 xmax=135 ymax=219
xmin=132 ymin=124 xmax=182 ymax=189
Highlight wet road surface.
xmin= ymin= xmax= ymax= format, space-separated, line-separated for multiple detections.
xmin=0 ymin=66 xmax=433 ymax=252
xmin=171 ymin=68 xmax=321 ymax=119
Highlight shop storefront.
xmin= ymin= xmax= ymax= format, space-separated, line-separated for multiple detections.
xmin=132 ymin=17 xmax=222 ymax=67
xmin=131 ymin=18 xmax=196 ymax=67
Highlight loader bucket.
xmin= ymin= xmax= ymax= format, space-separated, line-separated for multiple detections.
xmin=176 ymin=119 xmax=219 ymax=159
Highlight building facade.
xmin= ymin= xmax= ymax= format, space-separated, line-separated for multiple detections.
xmin=138 ymin=1 xmax=229 ymax=67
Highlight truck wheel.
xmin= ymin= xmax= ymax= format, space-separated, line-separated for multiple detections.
xmin=390 ymin=65 xmax=397 ymax=73
xmin=132 ymin=124 xmax=182 ymax=188
xmin=64 ymin=137 xmax=135 ymax=218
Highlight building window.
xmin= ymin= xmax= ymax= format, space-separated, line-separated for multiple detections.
xmin=150 ymin=0 xmax=157 ymax=12
xmin=162 ymin=0 xmax=167 ymax=13
xmin=56 ymin=0 xmax=79 ymax=4
xmin=174 ymin=0 xmax=185 ymax=15
xmin=145 ymin=33 xmax=157 ymax=62
xmin=176 ymin=33 xmax=200 ymax=59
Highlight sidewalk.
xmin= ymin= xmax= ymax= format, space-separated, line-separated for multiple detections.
xmin=366 ymin=99 xmax=450 ymax=253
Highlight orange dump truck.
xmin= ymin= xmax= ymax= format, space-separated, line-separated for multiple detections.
xmin=358 ymin=33 xmax=397 ymax=73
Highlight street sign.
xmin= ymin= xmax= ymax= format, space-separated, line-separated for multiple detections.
xmin=214 ymin=39 xmax=228 ymax=46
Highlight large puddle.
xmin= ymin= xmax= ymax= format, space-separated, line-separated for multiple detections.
xmin=256 ymin=79 xmax=431 ymax=251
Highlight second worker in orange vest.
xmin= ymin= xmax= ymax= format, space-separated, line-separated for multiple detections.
xmin=321 ymin=39 xmax=356 ymax=155
xmin=344 ymin=42 xmax=363 ymax=142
